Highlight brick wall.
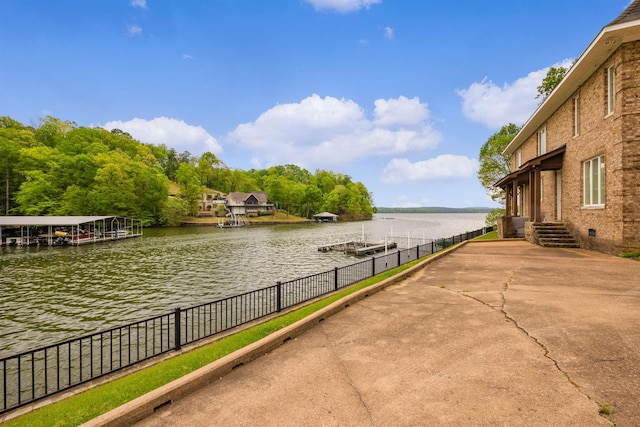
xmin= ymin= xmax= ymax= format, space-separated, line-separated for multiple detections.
xmin=563 ymin=47 xmax=624 ymax=254
xmin=621 ymin=41 xmax=640 ymax=249
xmin=511 ymin=42 xmax=640 ymax=254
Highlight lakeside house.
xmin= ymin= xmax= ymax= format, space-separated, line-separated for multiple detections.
xmin=224 ymin=191 xmax=275 ymax=217
xmin=194 ymin=191 xmax=275 ymax=217
xmin=495 ymin=0 xmax=640 ymax=255
xmin=198 ymin=190 xmax=226 ymax=215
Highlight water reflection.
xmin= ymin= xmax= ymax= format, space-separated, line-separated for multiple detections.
xmin=0 ymin=213 xmax=486 ymax=356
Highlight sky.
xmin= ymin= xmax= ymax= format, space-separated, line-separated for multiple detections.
xmin=0 ymin=0 xmax=632 ymax=208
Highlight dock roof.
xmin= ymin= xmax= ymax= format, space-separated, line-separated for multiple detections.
xmin=0 ymin=216 xmax=114 ymax=226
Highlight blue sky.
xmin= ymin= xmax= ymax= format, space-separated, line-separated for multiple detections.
xmin=0 ymin=0 xmax=631 ymax=208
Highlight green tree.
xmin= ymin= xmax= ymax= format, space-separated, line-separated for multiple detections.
xmin=478 ymin=123 xmax=520 ymax=225
xmin=0 ymin=118 xmax=37 ymax=215
xmin=315 ymin=170 xmax=336 ymax=195
xmin=136 ymin=167 xmax=170 ymax=225
xmin=89 ymin=152 xmax=138 ymax=215
xmin=536 ymin=65 xmax=569 ymax=101
xmin=33 ymin=116 xmax=75 ymax=147
xmin=160 ymin=197 xmax=188 ymax=226
xmin=227 ymin=169 xmax=257 ymax=193
xmin=155 ymin=145 xmax=179 ymax=181
xmin=264 ymin=175 xmax=286 ymax=211
xmin=14 ymin=170 xmax=62 ymax=215
xmin=58 ymin=184 xmax=90 ymax=215
xmin=302 ymin=184 xmax=323 ymax=218
xmin=197 ymin=152 xmax=225 ymax=189
xmin=175 ymin=162 xmax=203 ymax=216
xmin=285 ymin=182 xmax=306 ymax=216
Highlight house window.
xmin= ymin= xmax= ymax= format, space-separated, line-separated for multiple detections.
xmin=537 ymin=127 xmax=547 ymax=156
xmin=583 ymin=155 xmax=605 ymax=206
xmin=516 ymin=149 xmax=522 ymax=168
xmin=574 ymin=96 xmax=580 ymax=136
xmin=607 ymin=65 xmax=615 ymax=115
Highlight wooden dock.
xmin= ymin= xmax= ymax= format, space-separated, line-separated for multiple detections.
xmin=318 ymin=240 xmax=397 ymax=256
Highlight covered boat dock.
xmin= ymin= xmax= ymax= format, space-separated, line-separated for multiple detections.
xmin=0 ymin=216 xmax=142 ymax=247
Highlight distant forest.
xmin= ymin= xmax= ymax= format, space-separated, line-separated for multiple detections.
xmin=376 ymin=207 xmax=491 ymax=214
xmin=0 ymin=116 xmax=374 ymax=226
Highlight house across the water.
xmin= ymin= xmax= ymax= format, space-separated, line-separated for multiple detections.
xmin=495 ymin=0 xmax=640 ymax=255
xmin=225 ymin=192 xmax=275 ymax=217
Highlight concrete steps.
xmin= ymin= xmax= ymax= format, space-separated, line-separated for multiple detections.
xmin=532 ymin=222 xmax=580 ymax=248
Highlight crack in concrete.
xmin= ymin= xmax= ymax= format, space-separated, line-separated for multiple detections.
xmin=454 ymin=262 xmax=607 ymax=419
xmin=318 ymin=324 xmax=375 ymax=426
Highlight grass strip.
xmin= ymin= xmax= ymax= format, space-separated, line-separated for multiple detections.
xmin=474 ymin=230 xmax=498 ymax=240
xmin=4 ymin=256 xmax=428 ymax=427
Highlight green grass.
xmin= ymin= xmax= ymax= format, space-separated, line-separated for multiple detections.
xmin=3 ymin=256 xmax=429 ymax=427
xmin=598 ymin=402 xmax=615 ymax=417
xmin=474 ymin=230 xmax=498 ymax=240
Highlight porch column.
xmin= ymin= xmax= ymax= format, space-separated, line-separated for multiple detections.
xmin=511 ymin=180 xmax=518 ymax=216
xmin=529 ymin=167 xmax=541 ymax=222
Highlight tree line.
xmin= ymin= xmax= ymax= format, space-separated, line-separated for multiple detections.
xmin=0 ymin=116 xmax=374 ymax=226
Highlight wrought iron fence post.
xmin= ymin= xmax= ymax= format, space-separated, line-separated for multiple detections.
xmin=397 ymin=250 xmax=401 ymax=266
xmin=174 ymin=307 xmax=181 ymax=351
xmin=276 ymin=281 xmax=282 ymax=312
xmin=372 ymin=256 xmax=376 ymax=277
xmin=334 ymin=267 xmax=339 ymax=290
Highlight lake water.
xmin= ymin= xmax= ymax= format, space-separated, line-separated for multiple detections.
xmin=0 ymin=213 xmax=487 ymax=357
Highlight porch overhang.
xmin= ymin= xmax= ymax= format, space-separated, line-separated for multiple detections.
xmin=495 ymin=145 xmax=566 ymax=190
xmin=494 ymin=145 xmax=566 ymax=222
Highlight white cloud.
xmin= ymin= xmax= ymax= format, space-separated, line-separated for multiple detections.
xmin=127 ymin=24 xmax=142 ymax=36
xmin=384 ymin=26 xmax=394 ymax=39
xmin=457 ymin=59 xmax=574 ymax=129
xmin=130 ymin=0 xmax=147 ymax=8
xmin=227 ymin=94 xmax=441 ymax=170
xmin=374 ymin=96 xmax=428 ymax=127
xmin=182 ymin=54 xmax=193 ymax=60
xmin=305 ymin=0 xmax=381 ymax=13
xmin=103 ymin=117 xmax=222 ymax=155
xmin=381 ymin=155 xmax=479 ymax=183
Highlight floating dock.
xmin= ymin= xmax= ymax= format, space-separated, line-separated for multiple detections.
xmin=318 ymin=240 xmax=397 ymax=256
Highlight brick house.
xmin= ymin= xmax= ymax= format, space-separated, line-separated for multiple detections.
xmin=495 ymin=1 xmax=640 ymax=254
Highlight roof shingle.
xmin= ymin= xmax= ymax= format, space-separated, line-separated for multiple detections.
xmin=608 ymin=0 xmax=640 ymax=26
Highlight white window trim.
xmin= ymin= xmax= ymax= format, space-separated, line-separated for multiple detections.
xmin=607 ymin=65 xmax=615 ymax=116
xmin=583 ymin=155 xmax=605 ymax=207
xmin=537 ymin=126 xmax=547 ymax=156
xmin=516 ymin=149 xmax=522 ymax=168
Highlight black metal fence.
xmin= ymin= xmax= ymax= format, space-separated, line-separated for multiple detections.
xmin=0 ymin=226 xmax=492 ymax=414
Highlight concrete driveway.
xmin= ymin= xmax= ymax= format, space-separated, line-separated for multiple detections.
xmin=96 ymin=241 xmax=640 ymax=426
